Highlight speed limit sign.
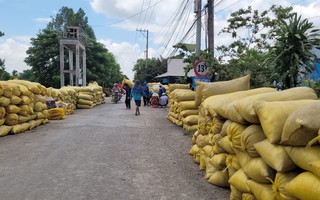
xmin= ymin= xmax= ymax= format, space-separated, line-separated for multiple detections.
xmin=194 ymin=60 xmax=208 ymax=77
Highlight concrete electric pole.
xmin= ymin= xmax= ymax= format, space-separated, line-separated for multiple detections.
xmin=137 ymin=29 xmax=149 ymax=69
xmin=207 ymin=0 xmax=214 ymax=56
xmin=194 ymin=0 xmax=202 ymax=56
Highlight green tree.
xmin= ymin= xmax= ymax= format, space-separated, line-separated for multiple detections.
xmin=215 ymin=5 xmax=294 ymax=87
xmin=264 ymin=14 xmax=320 ymax=89
xmin=0 ymin=31 xmax=11 ymax=80
xmin=18 ymin=69 xmax=33 ymax=80
xmin=133 ymin=58 xmax=167 ymax=82
xmin=25 ymin=7 xmax=123 ymax=88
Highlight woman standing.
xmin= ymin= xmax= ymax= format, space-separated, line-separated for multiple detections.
xmin=131 ymin=80 xmax=145 ymax=116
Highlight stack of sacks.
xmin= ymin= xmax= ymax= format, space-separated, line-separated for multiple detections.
xmin=166 ymin=89 xmax=196 ymax=130
xmin=167 ymin=83 xmax=190 ymax=97
xmin=191 ymin=86 xmax=320 ymax=200
xmin=0 ymin=80 xmax=49 ymax=137
xmin=149 ymin=82 xmax=161 ymax=94
xmin=75 ymin=86 xmax=95 ymax=109
xmin=47 ymin=87 xmax=78 ymax=113
xmin=190 ymin=87 xmax=276 ymax=189
xmin=88 ymin=82 xmax=105 ymax=105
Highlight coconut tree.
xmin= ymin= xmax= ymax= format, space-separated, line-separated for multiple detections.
xmin=264 ymin=14 xmax=320 ymax=89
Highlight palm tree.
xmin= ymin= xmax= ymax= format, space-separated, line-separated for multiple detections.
xmin=264 ymin=13 xmax=320 ymax=89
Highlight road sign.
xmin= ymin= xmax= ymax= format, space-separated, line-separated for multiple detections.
xmin=194 ymin=60 xmax=208 ymax=77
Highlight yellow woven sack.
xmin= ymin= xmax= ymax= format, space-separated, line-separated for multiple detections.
xmin=0 ymin=96 xmax=11 ymax=107
xmin=183 ymin=124 xmax=198 ymax=132
xmin=220 ymin=120 xmax=232 ymax=137
xmin=234 ymin=148 xmax=252 ymax=169
xmin=230 ymin=185 xmax=243 ymax=200
xmin=309 ymin=160 xmax=320 ymax=178
xmin=233 ymin=87 xmax=317 ymax=124
xmin=34 ymin=94 xmax=46 ymax=103
xmin=247 ymin=180 xmax=274 ymax=200
xmin=199 ymin=154 xmax=207 ymax=170
xmin=227 ymin=122 xmax=247 ymax=151
xmin=0 ymin=107 xmax=5 ymax=119
xmin=11 ymin=122 xmax=31 ymax=134
xmin=209 ymin=153 xmax=228 ymax=170
xmin=34 ymin=102 xmax=45 ymax=112
xmin=182 ymin=115 xmax=198 ymax=126
xmin=168 ymin=83 xmax=190 ymax=92
xmin=29 ymin=119 xmax=44 ymax=129
xmin=242 ymin=193 xmax=256 ymax=200
xmin=254 ymin=139 xmax=296 ymax=172
xmin=78 ymin=93 xmax=93 ymax=101
xmin=122 ymin=79 xmax=134 ymax=88
xmin=0 ymin=125 xmax=12 ymax=137
xmin=226 ymin=154 xmax=241 ymax=171
xmin=254 ymin=100 xmax=317 ymax=144
xmin=200 ymin=74 xmax=251 ymax=106
xmin=177 ymin=101 xmax=196 ymax=111
xmin=208 ymin=169 xmax=229 ymax=188
xmin=273 ymin=172 xmax=299 ymax=200
xmin=244 ymin=156 xmax=276 ymax=184
xmin=10 ymin=95 xmax=22 ymax=105
xmin=241 ymin=125 xmax=266 ymax=157
xmin=205 ymin=158 xmax=218 ymax=179
xmin=284 ymin=146 xmax=320 ymax=177
xmin=208 ymin=87 xmax=275 ymax=121
xmin=0 ymin=118 xmax=5 ymax=126
xmin=6 ymin=105 xmax=21 ymax=114
xmin=178 ymin=109 xmax=199 ymax=120
xmin=228 ymin=168 xmax=251 ymax=193
xmin=212 ymin=134 xmax=226 ymax=154
xmin=189 ymin=144 xmax=200 ymax=156
xmin=196 ymin=134 xmax=206 ymax=148
xmin=202 ymin=145 xmax=213 ymax=156
xmin=219 ymin=136 xmax=235 ymax=154
xmin=5 ymin=113 xmax=19 ymax=126
xmin=18 ymin=115 xmax=31 ymax=123
xmin=1 ymin=82 xmax=13 ymax=98
xmin=285 ymin=172 xmax=320 ymax=200
xmin=9 ymin=80 xmax=41 ymax=94
xmin=173 ymin=90 xmax=195 ymax=102
xmin=281 ymin=101 xmax=320 ymax=146
xmin=209 ymin=117 xmax=225 ymax=135
xmin=20 ymin=95 xmax=32 ymax=105
xmin=78 ymin=99 xmax=93 ymax=106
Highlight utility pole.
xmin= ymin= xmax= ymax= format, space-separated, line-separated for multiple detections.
xmin=137 ymin=29 xmax=149 ymax=69
xmin=194 ymin=0 xmax=202 ymax=56
xmin=207 ymin=0 xmax=214 ymax=57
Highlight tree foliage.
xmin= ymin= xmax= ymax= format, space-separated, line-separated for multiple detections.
xmin=214 ymin=5 xmax=295 ymax=88
xmin=24 ymin=7 xmax=123 ymax=88
xmin=133 ymin=58 xmax=167 ymax=82
xmin=264 ymin=14 xmax=320 ymax=89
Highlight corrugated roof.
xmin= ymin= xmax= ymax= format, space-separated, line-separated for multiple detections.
xmin=156 ymin=59 xmax=195 ymax=78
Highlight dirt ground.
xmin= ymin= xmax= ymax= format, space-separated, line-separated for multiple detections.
xmin=0 ymin=97 xmax=230 ymax=200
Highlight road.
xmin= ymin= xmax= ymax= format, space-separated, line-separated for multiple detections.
xmin=0 ymin=98 xmax=230 ymax=200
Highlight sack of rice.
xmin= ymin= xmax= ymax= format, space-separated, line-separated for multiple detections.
xmin=281 ymin=101 xmax=320 ymax=146
xmin=254 ymin=100 xmax=317 ymax=144
xmin=273 ymin=172 xmax=299 ymax=200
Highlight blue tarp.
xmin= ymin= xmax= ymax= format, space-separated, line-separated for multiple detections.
xmin=310 ymin=59 xmax=320 ymax=81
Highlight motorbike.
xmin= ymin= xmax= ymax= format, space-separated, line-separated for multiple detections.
xmin=111 ymin=91 xmax=121 ymax=103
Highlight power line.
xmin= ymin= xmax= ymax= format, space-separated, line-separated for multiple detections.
xmin=92 ymin=0 xmax=164 ymax=27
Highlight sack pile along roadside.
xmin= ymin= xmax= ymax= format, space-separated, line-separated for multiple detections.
xmin=0 ymin=80 xmax=49 ymax=136
xmin=189 ymin=82 xmax=320 ymax=200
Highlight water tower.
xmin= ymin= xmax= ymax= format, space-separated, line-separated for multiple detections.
xmin=59 ymin=26 xmax=87 ymax=87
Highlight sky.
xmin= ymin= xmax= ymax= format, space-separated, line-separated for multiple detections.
xmin=0 ymin=0 xmax=320 ymax=81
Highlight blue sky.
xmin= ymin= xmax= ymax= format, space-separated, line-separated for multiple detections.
xmin=1 ymin=0 xmax=320 ymax=80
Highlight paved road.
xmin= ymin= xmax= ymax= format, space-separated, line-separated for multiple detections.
xmin=0 ymin=98 xmax=229 ymax=200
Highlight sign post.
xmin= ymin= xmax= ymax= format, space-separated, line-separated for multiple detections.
xmin=192 ymin=60 xmax=211 ymax=89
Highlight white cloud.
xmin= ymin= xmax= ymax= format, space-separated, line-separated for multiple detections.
xmin=99 ymin=39 xmax=144 ymax=80
xmin=0 ymin=37 xmax=30 ymax=73
xmin=35 ymin=18 xmax=51 ymax=23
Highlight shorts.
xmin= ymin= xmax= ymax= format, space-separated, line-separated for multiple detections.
xmin=135 ymin=100 xmax=141 ymax=107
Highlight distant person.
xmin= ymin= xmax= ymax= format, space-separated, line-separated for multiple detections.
xmin=159 ymin=92 xmax=168 ymax=108
xmin=149 ymin=92 xmax=160 ymax=108
xmin=158 ymin=85 xmax=166 ymax=97
xmin=142 ymin=81 xmax=150 ymax=106
xmin=123 ymin=84 xmax=131 ymax=109
xmin=131 ymin=80 xmax=145 ymax=116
